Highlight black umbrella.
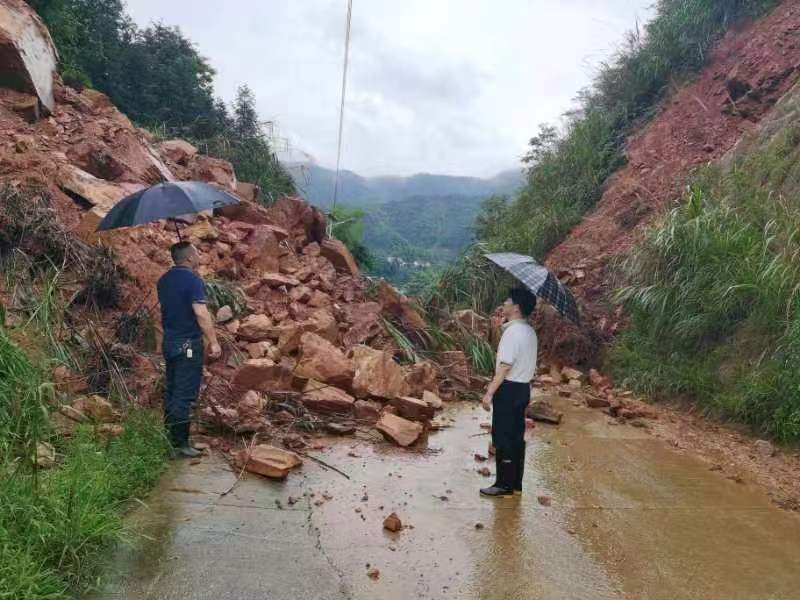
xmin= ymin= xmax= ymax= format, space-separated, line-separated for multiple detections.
xmin=485 ymin=252 xmax=580 ymax=324
xmin=95 ymin=181 xmax=240 ymax=240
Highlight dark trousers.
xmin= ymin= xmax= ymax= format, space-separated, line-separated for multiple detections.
xmin=492 ymin=380 xmax=530 ymax=490
xmin=163 ymin=337 xmax=204 ymax=448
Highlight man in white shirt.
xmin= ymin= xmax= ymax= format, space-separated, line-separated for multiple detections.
xmin=480 ymin=287 xmax=538 ymax=498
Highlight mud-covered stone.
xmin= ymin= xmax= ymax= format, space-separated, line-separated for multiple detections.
xmin=234 ymin=444 xmax=302 ymax=479
xmin=390 ymin=396 xmax=435 ymax=422
xmin=376 ymin=412 xmax=423 ymax=447
xmin=349 ymin=345 xmax=408 ymax=400
xmin=302 ymin=380 xmax=356 ymax=414
xmin=295 ymin=332 xmax=354 ymax=388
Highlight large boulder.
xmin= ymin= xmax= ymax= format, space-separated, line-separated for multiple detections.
xmin=57 ymin=164 xmax=144 ymax=220
xmin=237 ymin=314 xmax=274 ymax=342
xmin=376 ymin=280 xmax=427 ymax=331
xmin=277 ymin=310 xmax=338 ymax=354
xmin=264 ymin=196 xmax=325 ymax=243
xmin=236 ymin=181 xmax=260 ymax=203
xmin=342 ymin=302 xmax=383 ymax=347
xmin=234 ymin=444 xmax=302 ymax=479
xmin=376 ymin=412 xmax=423 ymax=447
xmin=189 ymin=154 xmax=236 ymax=190
xmin=67 ymin=133 xmax=175 ymax=185
xmin=159 ymin=139 xmax=198 ymax=165
xmin=389 ymin=396 xmax=435 ymax=422
xmin=404 ymin=360 xmax=441 ymax=397
xmin=320 ymin=239 xmax=360 ymax=276
xmin=0 ymin=0 xmax=58 ymax=116
xmin=243 ymin=225 xmax=280 ymax=274
xmin=349 ymin=345 xmax=408 ymax=400
xmin=302 ymin=380 xmax=355 ymax=414
xmin=231 ymin=359 xmax=294 ymax=392
xmin=295 ymin=332 xmax=354 ymax=388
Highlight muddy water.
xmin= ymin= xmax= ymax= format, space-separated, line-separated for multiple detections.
xmin=96 ymin=397 xmax=800 ymax=600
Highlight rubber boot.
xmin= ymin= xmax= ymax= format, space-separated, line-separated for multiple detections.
xmin=514 ymin=442 xmax=526 ymax=495
xmin=480 ymin=448 xmax=514 ymax=498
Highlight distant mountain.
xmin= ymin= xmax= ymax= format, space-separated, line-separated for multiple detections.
xmin=285 ymin=162 xmax=524 ymax=208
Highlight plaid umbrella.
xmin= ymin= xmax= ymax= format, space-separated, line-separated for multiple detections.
xmin=485 ymin=252 xmax=580 ymax=324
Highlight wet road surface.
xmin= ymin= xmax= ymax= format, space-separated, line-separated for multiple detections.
xmin=94 ymin=396 xmax=800 ymax=600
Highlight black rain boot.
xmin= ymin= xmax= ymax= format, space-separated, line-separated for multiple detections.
xmin=514 ymin=442 xmax=526 ymax=495
xmin=480 ymin=448 xmax=514 ymax=498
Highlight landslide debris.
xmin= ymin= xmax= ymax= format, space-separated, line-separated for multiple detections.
xmin=0 ymin=1 xmax=477 ymax=481
xmin=544 ymin=0 xmax=800 ymax=348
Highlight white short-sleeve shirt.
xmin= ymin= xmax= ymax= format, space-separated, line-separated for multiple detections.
xmin=496 ymin=319 xmax=538 ymax=383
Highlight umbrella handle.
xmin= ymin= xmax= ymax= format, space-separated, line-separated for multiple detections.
xmin=172 ymin=218 xmax=183 ymax=242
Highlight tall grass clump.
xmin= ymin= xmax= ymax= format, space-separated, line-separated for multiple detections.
xmin=435 ymin=0 xmax=780 ymax=308
xmin=609 ymin=116 xmax=800 ymax=441
xmin=0 ymin=325 xmax=170 ymax=598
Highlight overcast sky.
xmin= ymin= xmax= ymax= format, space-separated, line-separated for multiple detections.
xmin=126 ymin=0 xmax=654 ymax=178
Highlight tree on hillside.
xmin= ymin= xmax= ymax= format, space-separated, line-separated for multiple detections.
xmin=32 ymin=0 xmax=223 ymax=137
xmin=198 ymin=85 xmax=296 ymax=202
xmin=232 ymin=84 xmax=260 ymax=140
xmin=31 ymin=0 xmax=131 ymax=89
xmin=112 ymin=24 xmax=223 ymax=135
xmin=32 ymin=2 xmax=296 ymax=201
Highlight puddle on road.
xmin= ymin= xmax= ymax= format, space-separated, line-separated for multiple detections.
xmin=98 ymin=398 xmax=800 ymax=600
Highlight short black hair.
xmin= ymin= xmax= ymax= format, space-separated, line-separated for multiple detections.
xmin=170 ymin=242 xmax=193 ymax=264
xmin=510 ymin=286 xmax=537 ymax=317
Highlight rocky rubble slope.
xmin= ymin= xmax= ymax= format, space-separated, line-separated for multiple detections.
xmin=545 ymin=0 xmax=800 ymax=346
xmin=0 ymin=0 xmax=474 ymax=467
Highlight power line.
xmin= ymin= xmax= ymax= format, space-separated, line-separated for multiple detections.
xmin=330 ymin=0 xmax=353 ymax=231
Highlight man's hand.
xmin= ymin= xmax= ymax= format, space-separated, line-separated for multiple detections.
xmin=481 ymin=393 xmax=492 ymax=412
xmin=207 ymin=341 xmax=222 ymax=360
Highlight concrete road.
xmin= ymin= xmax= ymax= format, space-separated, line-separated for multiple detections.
xmin=94 ymin=397 xmax=800 ymax=600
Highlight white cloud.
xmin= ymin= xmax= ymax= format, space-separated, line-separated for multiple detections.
xmin=125 ymin=0 xmax=654 ymax=177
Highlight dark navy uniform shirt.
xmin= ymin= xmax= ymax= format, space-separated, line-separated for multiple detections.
xmin=157 ymin=266 xmax=206 ymax=341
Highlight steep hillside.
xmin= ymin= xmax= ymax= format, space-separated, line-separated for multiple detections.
xmin=610 ymin=81 xmax=800 ymax=441
xmin=545 ymin=0 xmax=800 ymax=338
xmin=0 ymin=3 xmax=470 ymax=596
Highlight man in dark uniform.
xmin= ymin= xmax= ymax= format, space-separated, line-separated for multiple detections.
xmin=157 ymin=242 xmax=221 ymax=457
xmin=480 ymin=287 xmax=538 ymax=498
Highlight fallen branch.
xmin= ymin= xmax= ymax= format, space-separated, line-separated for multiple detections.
xmin=470 ymin=432 xmax=490 ymax=438
xmin=295 ymin=451 xmax=350 ymax=480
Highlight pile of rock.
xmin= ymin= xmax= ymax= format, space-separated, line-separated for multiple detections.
xmin=0 ymin=1 xmax=467 ymax=462
xmin=532 ymin=363 xmax=658 ymax=426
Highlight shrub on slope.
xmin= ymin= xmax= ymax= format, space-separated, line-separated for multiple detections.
xmin=434 ymin=0 xmax=780 ymax=311
xmin=610 ymin=91 xmax=800 ymax=441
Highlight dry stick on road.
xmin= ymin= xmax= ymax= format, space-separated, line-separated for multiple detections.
xmin=295 ymin=450 xmax=351 ymax=480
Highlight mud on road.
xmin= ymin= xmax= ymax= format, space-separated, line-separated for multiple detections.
xmin=95 ymin=397 xmax=800 ymax=600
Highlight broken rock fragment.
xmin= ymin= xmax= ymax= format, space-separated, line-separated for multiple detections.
xmin=376 ymin=412 xmax=423 ymax=447
xmin=231 ymin=359 xmax=294 ymax=392
xmin=295 ymin=332 xmax=354 ymax=388
xmin=237 ymin=314 xmax=274 ymax=342
xmin=302 ymin=379 xmax=355 ymax=414
xmin=383 ymin=512 xmax=402 ymax=532
xmin=0 ymin=0 xmax=58 ymax=115
xmin=234 ymin=444 xmax=302 ymax=480
xmin=390 ymin=396 xmax=435 ymax=422
xmin=349 ymin=345 xmax=408 ymax=400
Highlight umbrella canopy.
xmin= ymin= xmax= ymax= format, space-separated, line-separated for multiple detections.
xmin=485 ymin=252 xmax=580 ymax=324
xmin=95 ymin=181 xmax=240 ymax=233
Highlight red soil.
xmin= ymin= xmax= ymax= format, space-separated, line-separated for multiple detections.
xmin=545 ymin=0 xmax=800 ymax=340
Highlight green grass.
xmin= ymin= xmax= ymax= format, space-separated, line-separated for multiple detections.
xmin=609 ymin=115 xmax=800 ymax=442
xmin=0 ymin=312 xmax=170 ymax=600
xmin=434 ymin=0 xmax=781 ymax=309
